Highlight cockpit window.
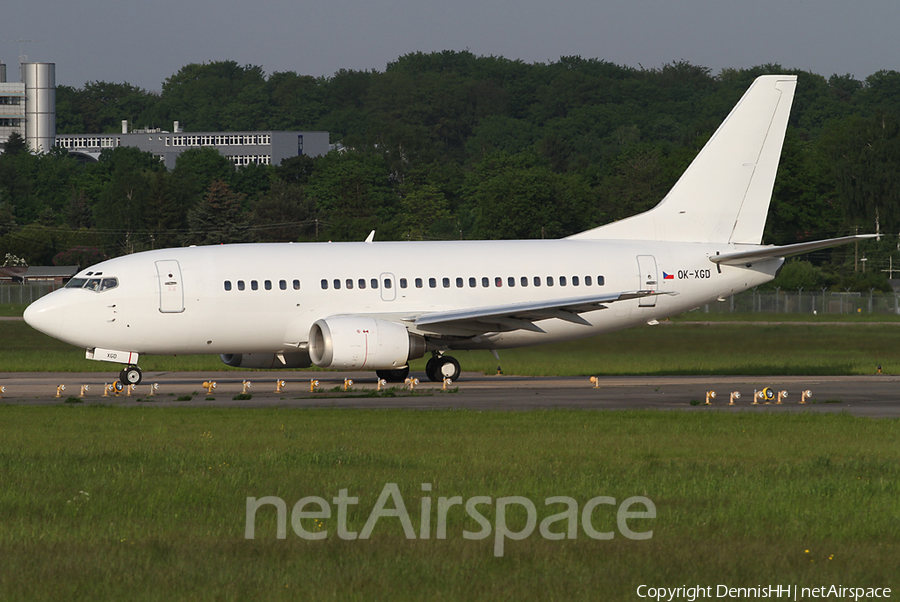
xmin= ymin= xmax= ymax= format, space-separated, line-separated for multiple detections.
xmin=65 ymin=277 xmax=118 ymax=292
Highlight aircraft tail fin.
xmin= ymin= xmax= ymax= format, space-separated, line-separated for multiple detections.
xmin=569 ymin=75 xmax=797 ymax=244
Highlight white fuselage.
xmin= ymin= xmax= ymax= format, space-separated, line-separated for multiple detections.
xmin=24 ymin=239 xmax=780 ymax=358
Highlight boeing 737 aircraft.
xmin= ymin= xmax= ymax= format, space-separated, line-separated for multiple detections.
xmin=24 ymin=75 xmax=873 ymax=386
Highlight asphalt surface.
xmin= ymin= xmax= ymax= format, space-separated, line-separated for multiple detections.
xmin=1 ymin=371 xmax=899 ymax=416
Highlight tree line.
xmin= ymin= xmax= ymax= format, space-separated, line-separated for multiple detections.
xmin=3 ymin=52 xmax=900 ymax=291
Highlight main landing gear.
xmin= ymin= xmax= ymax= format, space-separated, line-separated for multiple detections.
xmin=425 ymin=353 xmax=461 ymax=382
xmin=376 ymin=366 xmax=410 ymax=383
xmin=375 ymin=353 xmax=462 ymax=383
xmin=119 ymin=365 xmax=143 ymax=386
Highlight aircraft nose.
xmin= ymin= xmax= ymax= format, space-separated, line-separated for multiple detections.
xmin=23 ymin=293 xmax=66 ymax=338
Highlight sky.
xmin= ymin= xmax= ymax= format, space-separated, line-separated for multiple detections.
xmin=3 ymin=0 xmax=899 ymax=92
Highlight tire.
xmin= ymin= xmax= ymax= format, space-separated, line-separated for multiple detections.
xmin=120 ymin=366 xmax=142 ymax=386
xmin=436 ymin=356 xmax=461 ymax=382
xmin=376 ymin=367 xmax=410 ymax=383
xmin=425 ymin=357 xmax=440 ymax=382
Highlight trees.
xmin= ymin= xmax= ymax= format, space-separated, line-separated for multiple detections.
xmin=183 ymin=180 xmax=249 ymax=246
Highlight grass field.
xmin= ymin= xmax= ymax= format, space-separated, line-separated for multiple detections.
xmin=0 ymin=407 xmax=897 ymax=600
xmin=4 ymin=313 xmax=900 ymax=376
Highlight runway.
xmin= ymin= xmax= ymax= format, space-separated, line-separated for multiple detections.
xmin=2 ymin=371 xmax=900 ymax=416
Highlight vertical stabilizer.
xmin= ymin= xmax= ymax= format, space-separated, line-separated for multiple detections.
xmin=569 ymin=75 xmax=797 ymax=244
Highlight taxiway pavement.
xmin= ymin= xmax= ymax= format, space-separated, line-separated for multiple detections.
xmin=1 ymin=371 xmax=899 ymax=417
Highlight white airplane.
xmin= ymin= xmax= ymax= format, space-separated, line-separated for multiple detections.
xmin=24 ymin=75 xmax=872 ymax=386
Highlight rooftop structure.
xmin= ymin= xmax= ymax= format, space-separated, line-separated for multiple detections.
xmin=2 ymin=59 xmax=329 ymax=166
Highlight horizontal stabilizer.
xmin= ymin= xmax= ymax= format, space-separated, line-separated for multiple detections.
xmin=710 ymin=235 xmax=877 ymax=266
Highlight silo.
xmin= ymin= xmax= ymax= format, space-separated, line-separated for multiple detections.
xmin=22 ymin=62 xmax=56 ymax=152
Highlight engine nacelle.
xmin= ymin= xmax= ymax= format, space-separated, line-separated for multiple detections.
xmin=220 ymin=351 xmax=312 ymax=369
xmin=308 ymin=317 xmax=425 ymax=370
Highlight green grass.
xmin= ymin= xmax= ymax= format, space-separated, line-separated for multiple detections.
xmin=0 ymin=407 xmax=897 ymax=600
xmin=5 ymin=318 xmax=900 ymax=375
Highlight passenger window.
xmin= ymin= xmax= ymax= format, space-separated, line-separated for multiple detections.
xmin=585 ymin=276 xmax=592 ymax=286
xmin=399 ymin=278 xmax=406 ymax=289
xmin=280 ymin=280 xmax=287 ymax=290
xmin=333 ymin=279 xmax=341 ymax=290
xmin=597 ymin=276 xmax=605 ymax=286
xmin=358 ymin=279 xmax=366 ymax=289
xmin=238 ymin=281 xmax=245 ymax=291
xmin=547 ymin=276 xmax=554 ymax=287
xmin=224 ymin=281 xmax=232 ymax=291
xmin=521 ymin=276 xmax=528 ymax=287
xmin=385 ymin=279 xmax=392 ymax=289
xmin=265 ymin=280 xmax=272 ymax=290
xmin=415 ymin=278 xmax=423 ymax=289
xmin=293 ymin=280 xmax=301 ymax=290
xmin=495 ymin=277 xmax=502 ymax=287
xmin=508 ymin=277 xmax=515 ymax=287
xmin=346 ymin=279 xmax=353 ymax=290
xmin=321 ymin=279 xmax=328 ymax=290
xmin=442 ymin=277 xmax=450 ymax=288
xmin=251 ymin=280 xmax=258 ymax=291
xmin=456 ymin=277 xmax=463 ymax=288
xmin=573 ymin=276 xmax=580 ymax=286
xmin=482 ymin=277 xmax=489 ymax=288
xmin=469 ymin=277 xmax=476 ymax=288
xmin=560 ymin=276 xmax=567 ymax=286
xmin=534 ymin=276 xmax=541 ymax=287
xmin=429 ymin=278 xmax=436 ymax=288
xmin=373 ymin=279 xmax=380 ymax=289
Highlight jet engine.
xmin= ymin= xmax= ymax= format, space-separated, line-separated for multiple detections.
xmin=220 ymin=351 xmax=312 ymax=369
xmin=308 ymin=317 xmax=425 ymax=370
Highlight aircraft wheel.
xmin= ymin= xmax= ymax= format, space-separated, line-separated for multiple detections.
xmin=425 ymin=356 xmax=441 ymax=382
xmin=120 ymin=365 xmax=143 ymax=386
xmin=436 ymin=356 xmax=461 ymax=382
xmin=376 ymin=367 xmax=409 ymax=383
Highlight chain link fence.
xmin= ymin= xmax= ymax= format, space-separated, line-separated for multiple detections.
xmin=0 ymin=284 xmax=63 ymax=305
xmin=698 ymin=289 xmax=900 ymax=315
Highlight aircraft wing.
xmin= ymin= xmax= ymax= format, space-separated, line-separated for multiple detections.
xmin=406 ymin=290 xmax=671 ymax=335
xmin=710 ymin=235 xmax=877 ymax=266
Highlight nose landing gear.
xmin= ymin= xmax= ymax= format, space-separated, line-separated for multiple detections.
xmin=119 ymin=365 xmax=143 ymax=386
